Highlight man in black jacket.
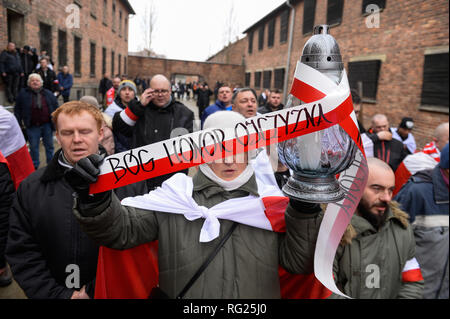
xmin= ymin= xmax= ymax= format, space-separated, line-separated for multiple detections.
xmin=361 ymin=113 xmax=408 ymax=172
xmin=113 ymin=74 xmax=194 ymax=190
xmin=6 ymin=101 xmax=147 ymax=298
xmin=0 ymin=42 xmax=24 ymax=103
xmin=33 ymin=57 xmax=58 ymax=93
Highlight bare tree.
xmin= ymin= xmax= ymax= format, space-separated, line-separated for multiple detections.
xmin=222 ymin=0 xmax=240 ymax=46
xmin=139 ymin=0 xmax=158 ymax=55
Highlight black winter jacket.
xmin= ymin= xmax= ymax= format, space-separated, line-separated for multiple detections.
xmin=112 ymin=98 xmax=194 ymax=190
xmin=33 ymin=67 xmax=59 ymax=92
xmin=0 ymin=50 xmax=23 ymax=74
xmin=6 ymin=148 xmax=148 ymax=298
xmin=0 ymin=162 xmax=14 ymax=267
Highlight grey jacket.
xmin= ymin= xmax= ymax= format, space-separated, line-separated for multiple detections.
xmin=73 ymin=170 xmax=322 ymax=299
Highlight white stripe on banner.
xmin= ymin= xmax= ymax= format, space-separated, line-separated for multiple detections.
xmin=89 ymin=62 xmax=368 ymax=298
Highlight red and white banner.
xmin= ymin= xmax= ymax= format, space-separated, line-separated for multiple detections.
xmin=90 ymin=62 xmax=367 ymax=298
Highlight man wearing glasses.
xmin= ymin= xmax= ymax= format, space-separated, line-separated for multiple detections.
xmin=112 ymin=74 xmax=194 ymax=190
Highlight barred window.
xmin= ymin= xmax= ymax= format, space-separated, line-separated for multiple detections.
xmin=327 ymin=0 xmax=344 ymax=26
xmin=268 ymin=19 xmax=275 ymax=48
xmin=362 ymin=0 xmax=386 ymax=14
xmin=258 ymin=25 xmax=265 ymax=51
xmin=102 ymin=47 xmax=107 ymax=75
xmin=420 ymin=52 xmax=449 ymax=111
xmin=248 ymin=32 xmax=253 ymax=54
xmin=280 ymin=10 xmax=289 ymax=43
xmin=39 ymin=22 xmax=52 ymax=59
xmin=274 ymin=68 xmax=285 ymax=90
xmin=245 ymin=72 xmax=251 ymax=87
xmin=58 ymin=30 xmax=67 ymax=68
xmin=74 ymin=35 xmax=82 ymax=76
xmin=124 ymin=56 xmax=127 ymax=75
xmin=303 ymin=0 xmax=316 ymax=35
xmin=103 ymin=0 xmax=107 ymax=24
xmin=112 ymin=1 xmax=116 ymax=32
xmin=255 ymin=71 xmax=262 ymax=88
xmin=118 ymin=53 xmax=122 ymax=75
xmin=263 ymin=70 xmax=272 ymax=89
xmin=348 ymin=60 xmax=382 ymax=101
xmin=111 ymin=50 xmax=115 ymax=76
xmin=90 ymin=42 xmax=96 ymax=77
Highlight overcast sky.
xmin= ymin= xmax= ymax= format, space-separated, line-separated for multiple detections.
xmin=128 ymin=0 xmax=286 ymax=61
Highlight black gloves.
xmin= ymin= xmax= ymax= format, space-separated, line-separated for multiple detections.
xmin=127 ymin=99 xmax=145 ymax=118
xmin=289 ymin=198 xmax=322 ymax=215
xmin=65 ymin=153 xmax=111 ymax=208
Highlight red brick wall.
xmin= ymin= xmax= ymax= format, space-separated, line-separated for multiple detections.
xmin=128 ymin=55 xmax=246 ymax=89
xmin=211 ymin=0 xmax=449 ymax=149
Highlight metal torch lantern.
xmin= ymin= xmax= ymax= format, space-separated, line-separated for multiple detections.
xmin=278 ymin=25 xmax=357 ymax=203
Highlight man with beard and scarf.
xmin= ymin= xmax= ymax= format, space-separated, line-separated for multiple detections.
xmin=6 ymin=101 xmax=148 ymax=298
xmin=14 ymin=73 xmax=59 ymax=169
xmin=330 ymin=157 xmax=424 ymax=299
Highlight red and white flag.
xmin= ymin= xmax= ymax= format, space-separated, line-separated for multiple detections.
xmin=401 ymin=257 xmax=424 ymax=283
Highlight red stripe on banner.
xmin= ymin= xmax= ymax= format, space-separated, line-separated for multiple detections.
xmin=290 ymin=78 xmax=327 ymax=103
xmin=125 ymin=107 xmax=139 ymax=122
xmin=402 ymin=269 xmax=424 ymax=283
xmin=262 ymin=196 xmax=289 ymax=232
xmin=90 ymin=97 xmax=355 ymax=194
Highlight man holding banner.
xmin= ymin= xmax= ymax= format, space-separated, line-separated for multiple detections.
xmin=67 ymin=111 xmax=324 ymax=299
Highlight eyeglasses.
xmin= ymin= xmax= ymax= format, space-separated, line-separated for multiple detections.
xmin=153 ymin=89 xmax=169 ymax=95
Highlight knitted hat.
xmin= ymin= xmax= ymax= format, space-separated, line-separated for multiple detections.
xmin=439 ymin=143 xmax=449 ymax=169
xmin=118 ymin=80 xmax=137 ymax=95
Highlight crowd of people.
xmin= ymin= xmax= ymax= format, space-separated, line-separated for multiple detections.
xmin=0 ymin=44 xmax=448 ymax=300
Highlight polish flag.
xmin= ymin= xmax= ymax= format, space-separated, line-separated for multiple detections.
xmin=393 ymin=150 xmax=438 ymax=196
xmin=0 ymin=106 xmax=35 ymax=189
xmin=401 ymin=258 xmax=424 ymax=283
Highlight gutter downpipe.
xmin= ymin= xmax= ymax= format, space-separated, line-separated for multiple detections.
xmin=283 ymin=0 xmax=295 ymax=102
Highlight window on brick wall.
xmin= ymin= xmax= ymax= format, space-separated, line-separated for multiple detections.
xmin=362 ymin=0 xmax=386 ymax=14
xmin=90 ymin=42 xmax=96 ymax=77
xmin=39 ymin=22 xmax=53 ymax=59
xmin=263 ymin=70 xmax=272 ymax=89
xmin=74 ymin=35 xmax=82 ymax=76
xmin=258 ymin=25 xmax=265 ymax=51
xmin=248 ymin=32 xmax=253 ymax=54
xmin=420 ymin=52 xmax=449 ymax=112
xmin=124 ymin=56 xmax=127 ymax=75
xmin=118 ymin=53 xmax=122 ymax=75
xmin=255 ymin=72 xmax=262 ymax=88
xmin=303 ymin=0 xmax=316 ymax=35
xmin=91 ymin=0 xmax=97 ymax=18
xmin=274 ymin=68 xmax=285 ymax=90
xmin=280 ymin=9 xmax=289 ymax=43
xmin=119 ymin=11 xmax=122 ymax=37
xmin=124 ymin=17 xmax=128 ymax=41
xmin=327 ymin=0 xmax=344 ymax=26
xmin=111 ymin=50 xmax=115 ymax=76
xmin=245 ymin=72 xmax=251 ymax=87
xmin=103 ymin=0 xmax=107 ymax=25
xmin=102 ymin=47 xmax=106 ymax=75
xmin=268 ymin=19 xmax=275 ymax=48
xmin=348 ymin=60 xmax=381 ymax=102
xmin=112 ymin=1 xmax=116 ymax=32
xmin=58 ymin=30 xmax=67 ymax=68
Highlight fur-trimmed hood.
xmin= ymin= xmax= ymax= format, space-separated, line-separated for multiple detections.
xmin=340 ymin=201 xmax=410 ymax=245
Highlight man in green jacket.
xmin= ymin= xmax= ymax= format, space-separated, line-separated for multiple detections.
xmin=66 ymin=111 xmax=322 ymax=299
xmin=332 ymin=157 xmax=424 ymax=298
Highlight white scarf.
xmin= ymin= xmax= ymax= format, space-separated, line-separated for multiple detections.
xmin=198 ymin=163 xmax=254 ymax=191
xmin=121 ymin=172 xmax=283 ymax=242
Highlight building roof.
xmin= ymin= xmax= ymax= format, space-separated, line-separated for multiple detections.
xmin=243 ymin=0 xmax=301 ymax=34
xmin=120 ymin=0 xmax=136 ymax=15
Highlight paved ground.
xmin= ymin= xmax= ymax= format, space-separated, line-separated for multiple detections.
xmin=0 ymin=97 xmax=202 ymax=299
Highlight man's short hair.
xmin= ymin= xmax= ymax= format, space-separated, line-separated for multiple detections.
xmin=51 ymin=101 xmax=104 ymax=131
xmin=39 ymin=56 xmax=49 ymax=63
xmin=231 ymin=88 xmax=257 ymax=104
xmin=269 ymin=89 xmax=282 ymax=95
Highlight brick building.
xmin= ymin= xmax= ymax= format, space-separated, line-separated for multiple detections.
xmin=127 ymin=54 xmax=246 ymax=91
xmin=0 ymin=0 xmax=135 ymax=104
xmin=208 ymin=0 xmax=449 ymax=149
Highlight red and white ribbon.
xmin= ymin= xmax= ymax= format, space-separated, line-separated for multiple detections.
xmin=91 ymin=62 xmax=367 ymax=298
xmin=289 ymin=61 xmax=368 ymax=298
